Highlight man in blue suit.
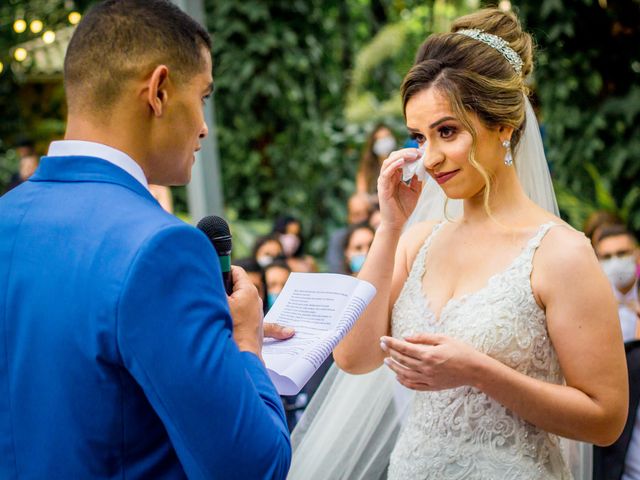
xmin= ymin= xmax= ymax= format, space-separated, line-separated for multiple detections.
xmin=0 ymin=1 xmax=291 ymax=478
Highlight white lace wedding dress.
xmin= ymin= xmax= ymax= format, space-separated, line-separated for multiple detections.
xmin=388 ymin=220 xmax=573 ymax=480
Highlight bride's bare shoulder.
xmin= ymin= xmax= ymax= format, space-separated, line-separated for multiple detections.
xmin=398 ymin=220 xmax=441 ymax=266
xmin=534 ymin=219 xmax=598 ymax=279
xmin=540 ymin=218 xmax=590 ymax=251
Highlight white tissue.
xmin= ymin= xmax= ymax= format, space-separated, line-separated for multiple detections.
xmin=402 ymin=146 xmax=427 ymax=184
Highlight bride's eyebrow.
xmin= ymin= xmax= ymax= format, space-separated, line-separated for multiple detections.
xmin=407 ymin=116 xmax=457 ymax=135
xmin=429 ymin=116 xmax=456 ymax=129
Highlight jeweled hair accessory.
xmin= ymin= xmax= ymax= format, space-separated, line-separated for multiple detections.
xmin=456 ymin=28 xmax=523 ymax=75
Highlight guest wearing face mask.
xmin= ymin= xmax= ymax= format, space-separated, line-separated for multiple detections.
xmin=273 ymin=216 xmax=303 ymax=257
xmin=343 ymin=223 xmax=375 ymax=276
xmin=252 ymin=234 xmax=284 ymax=269
xmin=595 ymin=224 xmax=639 ymax=342
xmin=264 ymin=260 xmax=291 ymax=311
xmin=325 ymin=193 xmax=373 ymax=274
xmin=272 ymin=215 xmax=317 ymax=273
xmin=356 ymin=124 xmax=397 ymax=196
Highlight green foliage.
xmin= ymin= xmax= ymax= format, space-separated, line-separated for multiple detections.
xmin=346 ymin=2 xmax=477 ymax=123
xmin=207 ymin=0 xmax=367 ymax=255
xmin=554 ymin=163 xmax=640 ymax=230
xmin=516 ymin=0 xmax=640 ymax=230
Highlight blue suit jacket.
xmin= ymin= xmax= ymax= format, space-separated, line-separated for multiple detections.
xmin=0 ymin=156 xmax=291 ymax=479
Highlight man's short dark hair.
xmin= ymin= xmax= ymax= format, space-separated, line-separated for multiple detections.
xmin=597 ymin=224 xmax=637 ymax=246
xmin=64 ymin=0 xmax=211 ymax=112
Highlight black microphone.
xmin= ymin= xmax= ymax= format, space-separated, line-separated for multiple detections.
xmin=197 ymin=215 xmax=233 ymax=295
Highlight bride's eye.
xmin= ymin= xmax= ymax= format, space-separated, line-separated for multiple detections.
xmin=409 ymin=132 xmax=426 ymax=145
xmin=438 ymin=126 xmax=457 ymax=139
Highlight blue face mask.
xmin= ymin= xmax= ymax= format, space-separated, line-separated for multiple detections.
xmin=267 ymin=292 xmax=279 ymax=309
xmin=349 ymin=254 xmax=366 ymax=274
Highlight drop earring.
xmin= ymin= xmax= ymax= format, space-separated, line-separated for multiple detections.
xmin=502 ymin=139 xmax=513 ymax=167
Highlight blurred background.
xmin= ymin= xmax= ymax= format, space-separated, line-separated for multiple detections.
xmin=0 ymin=0 xmax=639 ymax=262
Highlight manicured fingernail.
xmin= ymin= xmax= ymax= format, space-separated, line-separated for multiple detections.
xmin=380 ymin=340 xmax=388 ymax=352
xmin=283 ymin=327 xmax=295 ymax=335
xmin=383 ymin=357 xmax=391 ymax=366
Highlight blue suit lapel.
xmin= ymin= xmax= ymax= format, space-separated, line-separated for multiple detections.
xmin=30 ymin=155 xmax=156 ymax=202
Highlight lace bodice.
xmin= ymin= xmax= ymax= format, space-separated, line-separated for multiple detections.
xmin=388 ymin=221 xmax=572 ymax=480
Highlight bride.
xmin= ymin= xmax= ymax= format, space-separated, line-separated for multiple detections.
xmin=290 ymin=8 xmax=627 ymax=480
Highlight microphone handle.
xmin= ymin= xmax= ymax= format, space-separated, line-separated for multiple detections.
xmin=218 ymin=251 xmax=233 ymax=295
xmin=222 ymin=270 xmax=233 ymax=296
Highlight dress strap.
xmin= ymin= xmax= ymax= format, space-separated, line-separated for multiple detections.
xmin=521 ymin=221 xmax=573 ymax=265
xmin=407 ymin=221 xmax=446 ymax=280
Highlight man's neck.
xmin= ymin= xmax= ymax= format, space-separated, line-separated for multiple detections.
xmin=618 ymin=280 xmax=638 ymax=296
xmin=64 ymin=115 xmax=149 ymax=179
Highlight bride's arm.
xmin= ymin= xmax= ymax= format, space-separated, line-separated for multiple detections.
xmin=382 ymin=228 xmax=628 ymax=445
xmin=333 ymin=224 xmax=404 ymax=374
xmin=334 ymin=221 xmax=434 ymax=374
xmin=334 ymin=148 xmax=424 ymax=374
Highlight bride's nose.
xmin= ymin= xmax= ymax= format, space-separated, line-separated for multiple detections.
xmin=422 ymin=142 xmax=444 ymax=171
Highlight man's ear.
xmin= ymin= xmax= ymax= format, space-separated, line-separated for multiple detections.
xmin=146 ymin=65 xmax=170 ymax=117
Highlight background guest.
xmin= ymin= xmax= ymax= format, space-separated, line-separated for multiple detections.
xmin=355 ymin=123 xmax=397 ymax=195
xmin=584 ymin=210 xmax=625 ymax=247
xmin=325 ymin=193 xmax=372 ymax=273
xmin=343 ymin=223 xmax=375 ymax=276
xmin=264 ymin=260 xmax=291 ymax=311
xmin=252 ymin=234 xmax=284 ymax=268
xmin=594 ymin=225 xmax=639 ymax=342
xmin=272 ymin=215 xmax=317 ymax=272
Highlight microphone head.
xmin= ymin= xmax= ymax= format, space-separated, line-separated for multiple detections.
xmin=197 ymin=215 xmax=232 ymax=255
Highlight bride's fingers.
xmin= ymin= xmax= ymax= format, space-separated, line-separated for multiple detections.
xmin=397 ymin=377 xmax=433 ymax=391
xmin=379 ymin=157 xmax=406 ymax=183
xmin=380 ymin=149 xmax=419 ymax=170
xmin=386 ymin=348 xmax=422 ymax=370
xmin=384 ymin=357 xmax=420 ymax=380
xmin=380 ymin=336 xmax=424 ymax=361
xmin=379 ymin=150 xmax=420 ymax=180
xmin=409 ymin=175 xmax=423 ymax=193
xmin=385 ymin=358 xmax=430 ymax=387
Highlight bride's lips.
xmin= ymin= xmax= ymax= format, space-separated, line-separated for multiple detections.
xmin=433 ymin=169 xmax=460 ymax=185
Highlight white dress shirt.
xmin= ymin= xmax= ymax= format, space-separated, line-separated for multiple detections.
xmin=47 ymin=140 xmax=149 ymax=191
xmin=615 ymin=280 xmax=639 ymax=343
xmin=621 ymin=281 xmax=639 ymax=480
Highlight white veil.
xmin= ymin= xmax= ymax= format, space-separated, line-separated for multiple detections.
xmin=288 ymin=97 xmax=591 ymax=480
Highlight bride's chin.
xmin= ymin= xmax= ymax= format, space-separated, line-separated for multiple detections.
xmin=439 ymin=185 xmax=468 ymax=200
xmin=440 ymin=184 xmax=486 ymax=201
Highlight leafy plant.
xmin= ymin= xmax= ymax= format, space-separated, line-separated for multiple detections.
xmin=516 ymin=0 xmax=640 ymax=231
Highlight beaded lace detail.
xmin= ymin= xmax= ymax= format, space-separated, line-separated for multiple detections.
xmin=388 ymin=222 xmax=572 ymax=479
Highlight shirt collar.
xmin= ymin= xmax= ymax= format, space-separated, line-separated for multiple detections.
xmin=614 ymin=278 xmax=639 ymax=304
xmin=47 ymin=140 xmax=149 ymax=191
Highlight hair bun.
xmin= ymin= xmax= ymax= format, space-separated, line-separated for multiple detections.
xmin=451 ymin=8 xmax=533 ymax=78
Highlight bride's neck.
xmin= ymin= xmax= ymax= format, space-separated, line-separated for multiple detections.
xmin=462 ymin=168 xmax=533 ymax=225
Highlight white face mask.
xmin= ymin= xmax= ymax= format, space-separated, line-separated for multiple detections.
xmin=372 ymin=136 xmax=396 ymax=158
xmin=256 ymin=255 xmax=273 ymax=268
xmin=600 ymin=255 xmax=637 ymax=290
xmin=279 ymin=234 xmax=300 ymax=257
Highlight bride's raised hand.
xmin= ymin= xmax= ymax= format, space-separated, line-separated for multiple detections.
xmin=377 ymin=149 xmax=423 ymax=231
xmin=379 ymin=334 xmax=483 ymax=391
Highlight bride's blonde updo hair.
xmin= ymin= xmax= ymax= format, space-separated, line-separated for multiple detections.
xmin=401 ymin=8 xmax=534 ymax=211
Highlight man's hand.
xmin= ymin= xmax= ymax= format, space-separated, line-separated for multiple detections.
xmin=227 ymin=266 xmax=264 ymax=357
xmin=264 ymin=323 xmax=295 ymax=340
